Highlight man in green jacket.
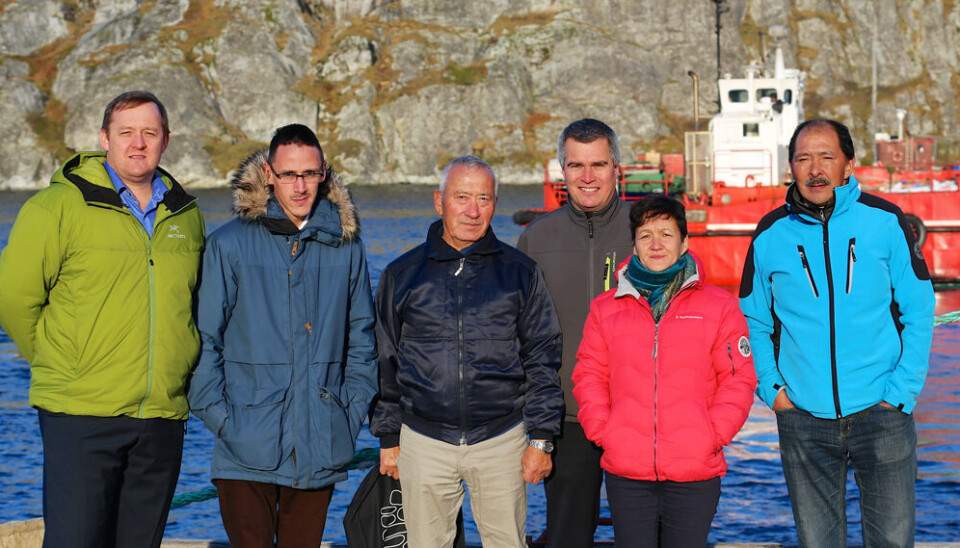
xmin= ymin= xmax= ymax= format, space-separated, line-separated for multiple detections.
xmin=0 ymin=90 xmax=205 ymax=548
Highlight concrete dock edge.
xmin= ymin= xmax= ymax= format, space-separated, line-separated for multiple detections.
xmin=3 ymin=518 xmax=959 ymax=548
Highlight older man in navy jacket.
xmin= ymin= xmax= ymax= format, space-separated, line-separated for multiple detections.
xmin=372 ymin=155 xmax=563 ymax=548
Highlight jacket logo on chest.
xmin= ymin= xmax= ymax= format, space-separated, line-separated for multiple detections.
xmin=166 ymin=224 xmax=187 ymax=239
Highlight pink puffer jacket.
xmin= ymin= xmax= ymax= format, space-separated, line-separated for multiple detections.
xmin=572 ymin=253 xmax=757 ymax=482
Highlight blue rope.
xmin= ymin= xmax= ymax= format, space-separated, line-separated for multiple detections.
xmin=935 ymin=310 xmax=960 ymax=327
xmin=170 ymin=447 xmax=380 ymax=509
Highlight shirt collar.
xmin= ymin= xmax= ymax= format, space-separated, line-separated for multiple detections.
xmin=104 ymin=161 xmax=167 ymax=205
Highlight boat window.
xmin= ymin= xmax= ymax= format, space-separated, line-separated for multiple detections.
xmin=728 ymin=89 xmax=748 ymax=103
xmin=743 ymin=123 xmax=760 ymax=137
xmin=757 ymin=88 xmax=778 ymax=101
xmin=783 ymin=89 xmax=793 ymax=104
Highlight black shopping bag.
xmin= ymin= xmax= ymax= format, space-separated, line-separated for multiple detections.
xmin=344 ymin=466 xmax=466 ymax=548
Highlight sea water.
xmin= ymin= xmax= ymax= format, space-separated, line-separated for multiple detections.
xmin=1 ymin=185 xmax=958 ymax=544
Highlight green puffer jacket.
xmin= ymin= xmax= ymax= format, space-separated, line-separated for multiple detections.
xmin=0 ymin=151 xmax=205 ymax=420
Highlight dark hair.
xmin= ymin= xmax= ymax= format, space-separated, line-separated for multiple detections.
xmin=788 ymin=119 xmax=855 ymax=162
xmin=629 ymin=195 xmax=687 ymax=240
xmin=557 ymin=118 xmax=621 ymax=167
xmin=101 ymin=90 xmax=169 ymax=137
xmin=268 ymin=124 xmax=324 ymax=164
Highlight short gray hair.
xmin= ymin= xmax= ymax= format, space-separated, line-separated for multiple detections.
xmin=557 ymin=118 xmax=621 ymax=168
xmin=439 ymin=155 xmax=499 ymax=196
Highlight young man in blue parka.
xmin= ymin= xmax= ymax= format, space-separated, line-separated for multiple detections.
xmin=740 ymin=119 xmax=935 ymax=547
xmin=189 ymin=124 xmax=378 ymax=546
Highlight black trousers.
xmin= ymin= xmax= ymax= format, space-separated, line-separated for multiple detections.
xmin=605 ymin=473 xmax=721 ymax=548
xmin=37 ymin=409 xmax=184 ymax=548
xmin=543 ymin=421 xmax=604 ymax=547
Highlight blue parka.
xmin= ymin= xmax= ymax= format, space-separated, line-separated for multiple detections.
xmin=739 ymin=176 xmax=935 ymax=419
xmin=188 ymin=151 xmax=377 ymax=489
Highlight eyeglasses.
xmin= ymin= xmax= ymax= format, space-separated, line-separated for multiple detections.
xmin=268 ymin=163 xmax=325 ymax=185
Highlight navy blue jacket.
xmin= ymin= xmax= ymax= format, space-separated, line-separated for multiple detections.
xmin=189 ymin=151 xmax=377 ymax=489
xmin=371 ymin=220 xmax=563 ymax=448
xmin=740 ymin=177 xmax=934 ymax=419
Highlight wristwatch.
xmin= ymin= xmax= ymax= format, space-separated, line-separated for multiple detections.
xmin=528 ymin=439 xmax=555 ymax=453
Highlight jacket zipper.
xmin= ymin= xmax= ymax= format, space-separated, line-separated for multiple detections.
xmin=649 ymin=281 xmax=697 ymax=478
xmin=140 ymin=233 xmax=155 ymax=418
xmin=726 ymin=343 xmax=736 ymax=376
xmin=586 ymin=213 xmax=596 ymax=301
xmin=652 ymin=322 xmax=660 ymax=481
xmin=797 ymin=245 xmax=819 ymax=297
xmin=287 ymin=236 xmax=299 ymax=464
xmin=821 ymin=224 xmax=842 ymax=418
xmin=846 ymin=238 xmax=856 ymax=294
xmin=127 ymin=202 xmax=161 ymax=418
xmin=456 ymin=257 xmax=467 ymax=445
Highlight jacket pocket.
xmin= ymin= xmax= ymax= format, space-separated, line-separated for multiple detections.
xmin=695 ymin=404 xmax=723 ymax=457
xmin=315 ymin=386 xmax=357 ymax=472
xmin=796 ymin=245 xmax=819 ymax=298
xmin=846 ymin=238 xmax=856 ymax=294
xmin=220 ymin=387 xmax=286 ymax=471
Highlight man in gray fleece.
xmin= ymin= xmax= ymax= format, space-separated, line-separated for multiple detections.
xmin=517 ymin=118 xmax=634 ymax=547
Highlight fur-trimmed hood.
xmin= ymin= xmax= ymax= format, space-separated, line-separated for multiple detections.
xmin=230 ymin=149 xmax=359 ymax=241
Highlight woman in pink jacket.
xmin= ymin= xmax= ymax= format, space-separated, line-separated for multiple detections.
xmin=572 ymin=196 xmax=757 ymax=548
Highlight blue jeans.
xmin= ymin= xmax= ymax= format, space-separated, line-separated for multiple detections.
xmin=776 ymin=404 xmax=917 ymax=548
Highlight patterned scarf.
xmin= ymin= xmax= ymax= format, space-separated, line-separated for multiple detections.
xmin=625 ymin=252 xmax=692 ymax=321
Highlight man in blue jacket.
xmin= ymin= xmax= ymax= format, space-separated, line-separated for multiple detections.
xmin=188 ymin=124 xmax=377 ymax=546
xmin=371 ymin=155 xmax=563 ymax=547
xmin=740 ymin=119 xmax=935 ymax=547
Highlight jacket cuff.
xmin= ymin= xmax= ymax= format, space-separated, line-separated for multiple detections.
xmin=379 ymin=434 xmax=400 ymax=449
xmin=528 ymin=430 xmax=554 ymax=443
xmin=200 ymin=402 xmax=228 ymax=437
xmin=758 ymin=379 xmax=786 ymax=409
xmin=882 ymin=387 xmax=914 ymax=414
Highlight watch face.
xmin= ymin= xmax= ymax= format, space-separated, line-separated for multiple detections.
xmin=531 ymin=440 xmax=554 ymax=453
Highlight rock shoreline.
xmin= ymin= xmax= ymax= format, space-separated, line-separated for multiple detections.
xmin=2 ymin=1 xmax=958 ymax=190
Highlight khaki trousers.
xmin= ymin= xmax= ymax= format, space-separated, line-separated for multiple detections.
xmin=398 ymin=423 xmax=527 ymax=548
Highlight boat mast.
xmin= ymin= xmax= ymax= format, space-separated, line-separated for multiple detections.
xmin=711 ymin=0 xmax=729 ymax=111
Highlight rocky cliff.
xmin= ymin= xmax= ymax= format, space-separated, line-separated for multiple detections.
xmin=1 ymin=0 xmax=958 ymax=189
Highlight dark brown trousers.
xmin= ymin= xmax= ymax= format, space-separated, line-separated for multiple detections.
xmin=215 ymin=479 xmax=334 ymax=548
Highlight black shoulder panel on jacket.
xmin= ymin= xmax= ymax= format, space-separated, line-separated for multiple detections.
xmin=63 ymin=154 xmax=123 ymax=207
xmin=857 ymin=193 xmax=930 ymax=281
xmin=739 ymin=205 xmax=790 ymax=298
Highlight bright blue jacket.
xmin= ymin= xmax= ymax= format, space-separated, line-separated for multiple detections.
xmin=739 ymin=177 xmax=934 ymax=419
xmin=188 ymin=151 xmax=377 ymax=489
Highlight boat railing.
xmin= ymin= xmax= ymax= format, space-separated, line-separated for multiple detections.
xmin=855 ymin=166 xmax=960 ymax=193
xmin=619 ymin=165 xmax=676 ymax=197
xmin=540 ymin=160 xmax=682 ymax=211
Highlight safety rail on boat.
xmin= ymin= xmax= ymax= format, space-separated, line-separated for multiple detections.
xmin=855 ymin=167 xmax=960 ymax=193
